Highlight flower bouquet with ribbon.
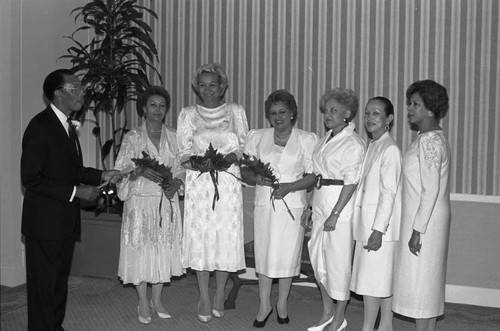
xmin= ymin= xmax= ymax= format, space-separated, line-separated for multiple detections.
xmin=239 ymin=153 xmax=295 ymax=220
xmin=187 ymin=143 xmax=236 ymax=210
xmin=131 ymin=151 xmax=175 ymax=227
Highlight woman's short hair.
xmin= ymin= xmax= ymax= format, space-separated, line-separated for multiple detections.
xmin=137 ymin=86 xmax=171 ymax=118
xmin=264 ymin=89 xmax=298 ymax=126
xmin=319 ymin=88 xmax=359 ymax=122
xmin=368 ymin=96 xmax=395 ymax=130
xmin=406 ymin=80 xmax=449 ymax=120
xmin=191 ymin=63 xmax=229 ymax=99
xmin=43 ymin=69 xmax=74 ymax=101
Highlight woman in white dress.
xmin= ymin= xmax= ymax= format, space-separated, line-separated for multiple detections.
xmin=115 ymin=86 xmax=185 ymax=325
xmin=393 ymin=80 xmax=451 ymax=331
xmin=243 ymin=90 xmax=317 ymax=328
xmin=302 ymin=88 xmax=365 ymax=331
xmin=350 ymin=97 xmax=402 ymax=331
xmin=177 ymin=63 xmax=249 ymax=323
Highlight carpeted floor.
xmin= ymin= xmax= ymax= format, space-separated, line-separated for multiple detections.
xmin=2 ymin=273 xmax=499 ymax=330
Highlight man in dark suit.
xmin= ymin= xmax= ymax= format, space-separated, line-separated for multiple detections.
xmin=21 ymin=69 xmax=118 ymax=331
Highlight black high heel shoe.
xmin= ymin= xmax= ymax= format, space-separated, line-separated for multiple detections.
xmin=277 ymin=314 xmax=290 ymax=324
xmin=253 ymin=308 xmax=273 ymax=328
xmin=276 ymin=305 xmax=289 ymax=324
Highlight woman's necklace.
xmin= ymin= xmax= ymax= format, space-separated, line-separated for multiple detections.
xmin=147 ymin=125 xmax=162 ymax=133
xmin=274 ymin=130 xmax=292 ymax=143
xmin=419 ymin=124 xmax=441 ymax=134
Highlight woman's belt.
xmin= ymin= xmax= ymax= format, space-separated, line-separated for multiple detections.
xmin=314 ymin=174 xmax=344 ymax=189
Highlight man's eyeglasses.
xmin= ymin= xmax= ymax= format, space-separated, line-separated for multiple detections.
xmin=58 ymin=84 xmax=89 ymax=96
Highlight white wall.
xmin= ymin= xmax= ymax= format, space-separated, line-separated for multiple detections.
xmin=0 ymin=0 xmax=25 ymax=286
xmin=0 ymin=0 xmax=87 ymax=287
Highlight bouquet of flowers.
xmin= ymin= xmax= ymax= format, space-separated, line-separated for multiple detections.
xmin=131 ymin=151 xmax=175 ymax=227
xmin=188 ymin=143 xmax=236 ymax=210
xmin=239 ymin=153 xmax=295 ymax=220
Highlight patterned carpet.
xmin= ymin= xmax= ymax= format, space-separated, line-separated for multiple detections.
xmin=2 ymin=273 xmax=499 ymax=330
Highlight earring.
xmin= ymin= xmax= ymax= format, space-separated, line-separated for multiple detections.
xmin=343 ymin=118 xmax=348 ymax=123
xmin=385 ymin=125 xmax=390 ymax=131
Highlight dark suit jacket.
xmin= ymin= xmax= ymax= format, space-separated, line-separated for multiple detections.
xmin=21 ymin=106 xmax=102 ymax=240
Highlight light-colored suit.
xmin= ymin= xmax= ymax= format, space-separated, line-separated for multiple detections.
xmin=353 ymin=131 xmax=402 ymax=242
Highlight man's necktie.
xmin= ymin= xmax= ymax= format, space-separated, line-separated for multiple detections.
xmin=67 ymin=118 xmax=81 ymax=157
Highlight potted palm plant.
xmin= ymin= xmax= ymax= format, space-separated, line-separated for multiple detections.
xmin=61 ymin=0 xmax=163 ymax=278
xmin=60 ymin=0 xmax=162 ymax=215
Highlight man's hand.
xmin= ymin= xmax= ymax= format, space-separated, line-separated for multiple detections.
xmin=75 ymin=185 xmax=100 ymax=201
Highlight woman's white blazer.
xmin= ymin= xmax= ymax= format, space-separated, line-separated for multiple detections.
xmin=352 ymin=132 xmax=402 ymax=242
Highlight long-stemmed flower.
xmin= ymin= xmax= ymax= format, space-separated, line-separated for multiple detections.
xmin=187 ymin=143 xmax=235 ymax=210
xmin=239 ymin=153 xmax=295 ymax=220
xmin=131 ymin=151 xmax=174 ymax=227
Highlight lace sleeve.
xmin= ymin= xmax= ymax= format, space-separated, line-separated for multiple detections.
xmin=301 ymin=132 xmax=318 ymax=174
xmin=176 ymin=106 xmax=195 ymax=164
xmin=115 ymin=131 xmax=138 ymax=201
xmin=243 ymin=129 xmax=259 ymax=157
xmin=231 ymin=104 xmax=249 ymax=158
xmin=412 ymin=133 xmax=445 ymax=233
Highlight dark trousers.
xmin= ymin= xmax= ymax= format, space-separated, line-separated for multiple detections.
xmin=25 ymin=234 xmax=76 ymax=331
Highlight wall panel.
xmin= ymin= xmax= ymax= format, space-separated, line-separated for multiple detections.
xmin=135 ymin=0 xmax=499 ymax=196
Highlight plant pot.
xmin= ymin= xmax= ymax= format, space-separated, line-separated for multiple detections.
xmin=71 ymin=211 xmax=121 ymax=279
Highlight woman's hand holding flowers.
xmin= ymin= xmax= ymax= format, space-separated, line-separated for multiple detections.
xmin=255 ymin=174 xmax=274 ymax=187
xmin=133 ymin=166 xmax=163 ymax=183
xmin=364 ymin=230 xmax=383 ymax=252
xmin=223 ymin=152 xmax=238 ymax=165
xmin=271 ymin=182 xmax=293 ymax=200
xmin=164 ymin=178 xmax=182 ymax=200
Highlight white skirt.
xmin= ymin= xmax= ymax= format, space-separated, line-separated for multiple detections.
xmin=350 ymin=240 xmax=396 ymax=297
xmin=308 ymin=186 xmax=354 ymax=301
xmin=254 ymin=203 xmax=305 ymax=278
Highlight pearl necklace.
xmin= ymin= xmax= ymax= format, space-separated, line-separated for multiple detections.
xmin=274 ymin=131 xmax=292 ymax=142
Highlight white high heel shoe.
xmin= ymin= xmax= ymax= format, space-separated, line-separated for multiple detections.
xmin=197 ymin=302 xmax=212 ymax=323
xmin=149 ymin=300 xmax=171 ymax=319
xmin=307 ymin=316 xmax=334 ymax=331
xmin=212 ymin=308 xmax=225 ymax=318
xmin=137 ymin=306 xmax=151 ymax=324
xmin=336 ymin=318 xmax=347 ymax=331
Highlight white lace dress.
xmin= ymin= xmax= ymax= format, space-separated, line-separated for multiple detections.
xmin=114 ymin=123 xmax=185 ymax=285
xmin=393 ymin=130 xmax=451 ymax=319
xmin=177 ymin=103 xmax=249 ymax=272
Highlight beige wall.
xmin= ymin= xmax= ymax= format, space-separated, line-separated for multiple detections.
xmin=1 ymin=0 xmax=499 ymax=308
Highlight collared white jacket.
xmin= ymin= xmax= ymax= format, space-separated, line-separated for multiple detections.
xmin=353 ymin=132 xmax=402 ymax=242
